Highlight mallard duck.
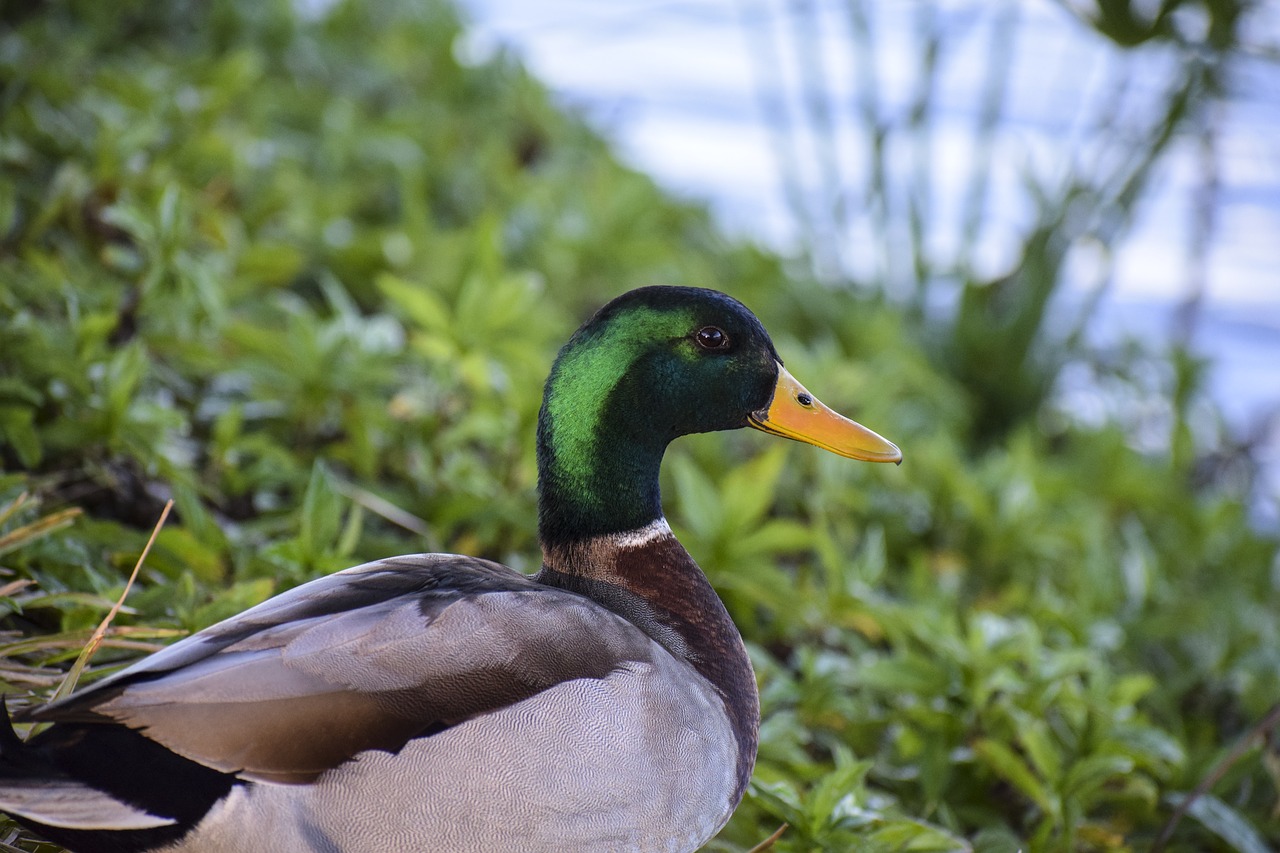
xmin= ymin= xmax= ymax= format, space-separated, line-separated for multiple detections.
xmin=0 ymin=286 xmax=900 ymax=853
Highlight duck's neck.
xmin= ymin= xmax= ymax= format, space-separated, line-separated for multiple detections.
xmin=535 ymin=422 xmax=666 ymax=545
xmin=536 ymin=520 xmax=760 ymax=803
xmin=535 ymin=354 xmax=670 ymax=544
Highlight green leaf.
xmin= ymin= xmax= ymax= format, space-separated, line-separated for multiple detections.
xmin=806 ymin=749 xmax=872 ymax=832
xmin=867 ymin=819 xmax=971 ymax=852
xmin=669 ymin=454 xmax=723 ymax=540
xmin=378 ymin=273 xmax=452 ymax=334
xmin=735 ymin=519 xmax=814 ymax=557
xmin=0 ymin=405 xmax=41 ymax=467
xmin=298 ymin=460 xmax=345 ymax=565
xmin=1105 ymin=723 xmax=1186 ymax=771
xmin=152 ymin=527 xmax=225 ymax=584
xmin=1014 ymin=715 xmax=1063 ymax=786
xmin=859 ymin=654 xmax=952 ymax=696
xmin=238 ymin=241 xmax=306 ymax=285
xmin=721 ymin=444 xmax=789 ymax=530
xmin=747 ymin=780 xmax=806 ymax=828
xmin=1172 ymin=793 xmax=1272 ymax=853
xmin=973 ymin=738 xmax=1058 ymax=817
xmin=1061 ymin=754 xmax=1134 ymax=804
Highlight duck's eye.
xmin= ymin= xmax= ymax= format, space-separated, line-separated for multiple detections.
xmin=695 ymin=326 xmax=729 ymax=350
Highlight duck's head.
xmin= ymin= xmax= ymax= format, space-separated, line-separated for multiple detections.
xmin=537 ymin=286 xmax=900 ymax=543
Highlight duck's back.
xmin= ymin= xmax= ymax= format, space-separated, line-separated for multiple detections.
xmin=6 ymin=555 xmax=743 ymax=853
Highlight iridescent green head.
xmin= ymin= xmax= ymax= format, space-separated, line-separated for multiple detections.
xmin=536 ymin=286 xmax=900 ymax=545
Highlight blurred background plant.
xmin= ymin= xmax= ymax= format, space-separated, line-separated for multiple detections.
xmin=739 ymin=0 xmax=1275 ymax=448
xmin=0 ymin=0 xmax=1277 ymax=851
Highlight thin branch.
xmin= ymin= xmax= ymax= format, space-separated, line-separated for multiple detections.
xmin=1151 ymin=700 xmax=1280 ymax=852
xmin=746 ymin=823 xmax=789 ymax=852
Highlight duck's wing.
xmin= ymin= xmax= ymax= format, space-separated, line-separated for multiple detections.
xmin=21 ymin=554 xmax=656 ymax=783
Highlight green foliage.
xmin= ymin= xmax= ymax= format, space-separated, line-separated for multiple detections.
xmin=0 ymin=1 xmax=1277 ymax=851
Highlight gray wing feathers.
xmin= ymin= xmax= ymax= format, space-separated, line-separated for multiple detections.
xmin=41 ymin=554 xmax=522 ymax=702
xmin=29 ymin=556 xmax=658 ymax=783
xmin=0 ymin=781 xmax=176 ymax=830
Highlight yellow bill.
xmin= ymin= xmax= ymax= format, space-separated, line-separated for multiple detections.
xmin=748 ymin=364 xmax=902 ymax=464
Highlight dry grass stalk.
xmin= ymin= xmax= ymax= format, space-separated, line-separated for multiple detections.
xmin=49 ymin=500 xmax=173 ymax=703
